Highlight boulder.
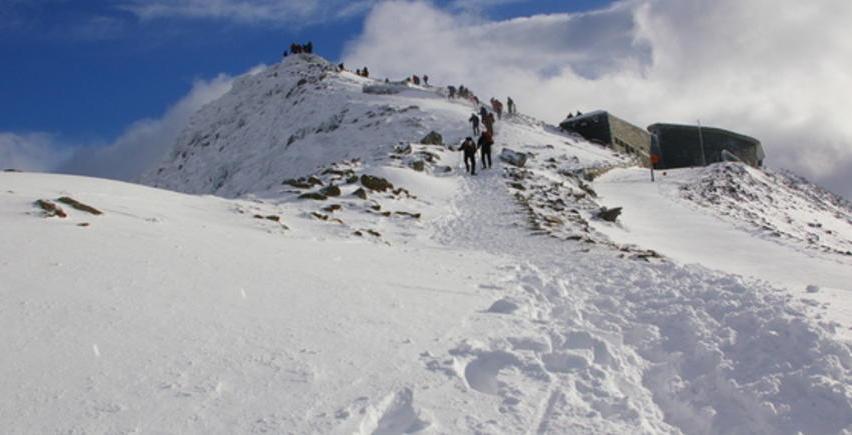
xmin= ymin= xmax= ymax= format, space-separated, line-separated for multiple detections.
xmin=360 ymin=174 xmax=394 ymax=192
xmin=298 ymin=192 xmax=327 ymax=201
xmin=352 ymin=188 xmax=368 ymax=199
xmin=57 ymin=197 xmax=102 ymax=215
xmin=500 ymin=148 xmax=528 ymax=167
xmin=409 ymin=160 xmax=425 ymax=172
xmin=320 ymin=185 xmax=341 ymax=197
xmin=596 ymin=207 xmax=622 ymax=222
xmin=420 ymin=131 xmax=443 ymax=146
xmin=34 ymin=199 xmax=66 ymax=218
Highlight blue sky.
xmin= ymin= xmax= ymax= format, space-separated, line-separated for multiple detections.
xmin=1 ymin=0 xmax=611 ymax=144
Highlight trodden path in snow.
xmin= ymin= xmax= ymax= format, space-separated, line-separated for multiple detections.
xmin=422 ymin=151 xmax=852 ymax=434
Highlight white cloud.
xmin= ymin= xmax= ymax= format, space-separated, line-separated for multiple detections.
xmin=57 ymin=71 xmax=246 ymax=181
xmin=343 ymin=0 xmax=852 ymax=199
xmin=0 ymin=132 xmax=71 ymax=171
xmin=119 ymin=0 xmax=376 ymax=26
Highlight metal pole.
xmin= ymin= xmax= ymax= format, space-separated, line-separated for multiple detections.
xmin=697 ymin=119 xmax=707 ymax=166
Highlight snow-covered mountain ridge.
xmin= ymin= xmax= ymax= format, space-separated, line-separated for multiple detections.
xmin=3 ymin=53 xmax=851 ymax=434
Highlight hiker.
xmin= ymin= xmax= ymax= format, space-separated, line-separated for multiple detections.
xmin=290 ymin=43 xmax=300 ymax=54
xmin=423 ymin=75 xmax=429 ymax=86
xmin=412 ymin=75 xmax=420 ymax=85
xmin=478 ymin=131 xmax=494 ymax=169
xmin=356 ymin=68 xmax=362 ymax=76
xmin=483 ymin=112 xmax=495 ymax=136
xmin=459 ymin=137 xmax=478 ymax=175
xmin=362 ymin=67 xmax=369 ymax=78
xmin=491 ymin=98 xmax=503 ymax=120
xmin=448 ymin=85 xmax=456 ymax=99
xmin=469 ymin=113 xmax=481 ymax=136
xmin=305 ymin=42 xmax=313 ymax=54
xmin=338 ymin=63 xmax=345 ymax=71
xmin=479 ymin=106 xmax=488 ymax=119
xmin=282 ymin=50 xmax=288 ymax=58
xmin=507 ymin=97 xmax=515 ymax=114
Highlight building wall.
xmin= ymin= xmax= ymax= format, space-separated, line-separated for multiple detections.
xmin=560 ymin=113 xmax=612 ymax=146
xmin=648 ymin=124 xmax=764 ymax=169
xmin=561 ymin=112 xmax=651 ymax=166
xmin=609 ymin=115 xmax=652 ymax=159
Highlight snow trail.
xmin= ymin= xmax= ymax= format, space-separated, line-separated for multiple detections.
xmin=428 ymin=146 xmax=852 ymax=434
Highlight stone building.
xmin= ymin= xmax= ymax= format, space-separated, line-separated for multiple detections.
xmin=647 ymin=123 xmax=765 ymax=169
xmin=560 ymin=111 xmax=652 ymax=160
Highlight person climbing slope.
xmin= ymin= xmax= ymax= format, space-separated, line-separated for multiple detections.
xmin=469 ymin=113 xmax=481 ymax=136
xmin=458 ymin=137 xmax=478 ymax=175
xmin=478 ymin=131 xmax=494 ymax=169
xmin=507 ymin=97 xmax=516 ymax=115
xmin=483 ymin=112 xmax=495 ymax=136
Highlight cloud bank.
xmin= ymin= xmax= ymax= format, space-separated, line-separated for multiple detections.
xmin=0 ymin=71 xmax=243 ymax=181
xmin=0 ymin=132 xmax=71 ymax=172
xmin=56 ymin=73 xmax=238 ymax=181
xmin=343 ymin=0 xmax=852 ymax=199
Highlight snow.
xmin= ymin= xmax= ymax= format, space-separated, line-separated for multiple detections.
xmin=2 ymin=54 xmax=851 ymax=433
xmin=592 ymin=166 xmax=852 ymax=341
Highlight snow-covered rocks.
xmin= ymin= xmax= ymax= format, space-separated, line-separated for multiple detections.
xmin=499 ymin=148 xmax=528 ymax=167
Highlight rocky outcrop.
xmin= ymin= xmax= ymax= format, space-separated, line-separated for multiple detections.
xmin=360 ymin=175 xmax=394 ymax=192
xmin=500 ymin=148 xmax=528 ymax=167
xmin=34 ymin=199 xmax=66 ymax=218
xmin=596 ymin=207 xmax=622 ymax=222
xmin=420 ymin=131 xmax=443 ymax=146
xmin=57 ymin=197 xmax=102 ymax=215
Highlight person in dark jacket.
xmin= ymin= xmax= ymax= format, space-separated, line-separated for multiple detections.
xmin=507 ymin=97 xmax=515 ymax=115
xmin=459 ymin=137 xmax=478 ymax=175
xmin=479 ymin=106 xmax=488 ymax=119
xmin=478 ymin=131 xmax=494 ymax=169
xmin=469 ymin=113 xmax=480 ymax=136
xmin=482 ymin=112 xmax=495 ymax=136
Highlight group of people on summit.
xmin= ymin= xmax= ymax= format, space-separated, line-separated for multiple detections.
xmin=282 ymin=42 xmax=313 ymax=57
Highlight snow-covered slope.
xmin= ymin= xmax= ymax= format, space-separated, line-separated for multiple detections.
xmin=592 ymin=166 xmax=852 ymax=339
xmin=3 ymin=54 xmax=852 ymax=434
xmin=141 ymin=54 xmax=621 ymax=198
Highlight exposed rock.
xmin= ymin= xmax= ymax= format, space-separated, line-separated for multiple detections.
xmin=420 ymin=131 xmax=443 ymax=146
xmin=264 ymin=215 xmax=281 ymax=222
xmin=320 ymin=185 xmax=341 ymax=197
xmin=322 ymin=204 xmax=342 ymax=213
xmin=395 ymin=143 xmax=413 ymax=154
xmin=508 ymin=182 xmax=526 ymax=191
xmin=34 ymin=199 xmax=67 ymax=218
xmin=409 ymin=160 xmax=425 ymax=172
xmin=360 ymin=174 xmax=394 ymax=192
xmin=77 ymin=223 xmax=90 ymax=227
xmin=352 ymin=188 xmax=368 ymax=199
xmin=596 ymin=207 xmax=623 ymax=222
xmin=311 ymin=212 xmax=329 ymax=221
xmin=500 ymin=148 xmax=528 ymax=167
xmin=298 ymin=192 xmax=327 ymax=201
xmin=57 ymin=197 xmax=102 ymax=215
xmin=394 ymin=211 xmax=421 ymax=219
xmin=283 ymin=177 xmax=323 ymax=189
